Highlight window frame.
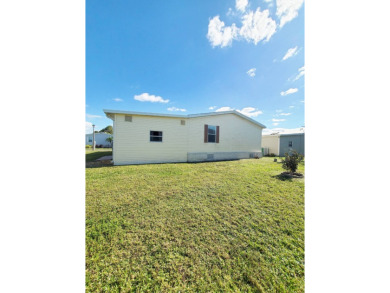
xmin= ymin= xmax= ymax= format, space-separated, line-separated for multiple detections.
xmin=288 ymin=141 xmax=293 ymax=147
xmin=150 ymin=130 xmax=163 ymax=142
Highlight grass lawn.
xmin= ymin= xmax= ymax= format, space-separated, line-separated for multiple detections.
xmin=86 ymin=148 xmax=112 ymax=162
xmin=86 ymin=158 xmax=304 ymax=292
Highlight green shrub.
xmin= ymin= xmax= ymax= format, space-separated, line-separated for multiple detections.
xmin=86 ymin=145 xmax=92 ymax=148
xmin=282 ymin=150 xmax=304 ymax=173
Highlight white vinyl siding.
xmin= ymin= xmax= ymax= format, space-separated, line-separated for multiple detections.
xmin=261 ymin=135 xmax=280 ymax=156
xmin=112 ymin=112 xmax=263 ymax=165
xmin=188 ymin=114 xmax=262 ymax=153
xmin=113 ymin=114 xmax=188 ymax=165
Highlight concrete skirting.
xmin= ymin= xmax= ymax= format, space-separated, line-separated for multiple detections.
xmin=187 ymin=151 xmax=262 ymax=162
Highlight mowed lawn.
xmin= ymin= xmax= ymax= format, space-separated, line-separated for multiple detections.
xmin=86 ymin=158 xmax=304 ymax=292
xmin=86 ymin=148 xmax=112 ymax=162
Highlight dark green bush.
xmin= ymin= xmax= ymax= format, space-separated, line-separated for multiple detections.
xmin=282 ymin=150 xmax=304 ymax=173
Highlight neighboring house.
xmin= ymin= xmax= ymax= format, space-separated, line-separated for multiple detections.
xmin=103 ymin=109 xmax=266 ymax=165
xmin=85 ymin=132 xmax=113 ymax=147
xmin=262 ymin=133 xmax=305 ymax=156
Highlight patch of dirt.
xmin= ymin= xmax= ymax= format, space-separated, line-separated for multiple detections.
xmin=280 ymin=172 xmax=304 ymax=178
xmin=86 ymin=160 xmax=113 ymax=168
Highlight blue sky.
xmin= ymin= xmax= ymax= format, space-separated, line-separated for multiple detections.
xmin=86 ymin=0 xmax=304 ymax=134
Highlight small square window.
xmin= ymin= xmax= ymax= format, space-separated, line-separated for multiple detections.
xmin=181 ymin=120 xmax=185 ymax=125
xmin=289 ymin=141 xmax=293 ymax=147
xmin=125 ymin=115 xmax=132 ymax=122
xmin=150 ymin=131 xmax=163 ymax=142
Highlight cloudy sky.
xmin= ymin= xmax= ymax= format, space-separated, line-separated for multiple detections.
xmin=86 ymin=0 xmax=304 ymax=133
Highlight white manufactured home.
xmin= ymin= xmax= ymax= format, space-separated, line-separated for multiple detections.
xmin=262 ymin=133 xmax=305 ymax=156
xmin=85 ymin=132 xmax=113 ymax=147
xmin=104 ymin=109 xmax=266 ymax=165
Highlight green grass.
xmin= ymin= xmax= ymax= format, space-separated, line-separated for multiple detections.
xmin=86 ymin=158 xmax=304 ymax=292
xmin=86 ymin=148 xmax=112 ymax=162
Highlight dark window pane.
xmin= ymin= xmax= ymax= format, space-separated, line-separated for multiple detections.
xmin=150 ymin=136 xmax=162 ymax=142
xmin=208 ymin=134 xmax=216 ymax=143
xmin=150 ymin=131 xmax=162 ymax=136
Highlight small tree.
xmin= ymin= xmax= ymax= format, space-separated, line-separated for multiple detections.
xmin=100 ymin=125 xmax=113 ymax=134
xmin=282 ymin=150 xmax=304 ymax=173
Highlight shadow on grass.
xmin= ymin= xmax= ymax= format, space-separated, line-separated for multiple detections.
xmin=272 ymin=174 xmax=294 ymax=182
xmin=86 ymin=151 xmax=112 ymax=163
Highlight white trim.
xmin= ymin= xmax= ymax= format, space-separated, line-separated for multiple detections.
xmin=103 ymin=109 xmax=266 ymax=129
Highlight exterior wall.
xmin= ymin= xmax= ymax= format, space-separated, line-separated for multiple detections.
xmin=279 ymin=134 xmax=305 ymax=156
xmin=113 ymin=114 xmax=188 ymax=165
xmin=112 ymin=113 xmax=264 ymax=165
xmin=86 ymin=133 xmax=112 ymax=147
xmin=187 ymin=113 xmax=263 ymax=154
xmin=261 ymin=135 xmax=280 ymax=156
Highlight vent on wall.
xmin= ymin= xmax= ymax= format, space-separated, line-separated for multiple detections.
xmin=181 ymin=120 xmax=185 ymax=125
xmin=207 ymin=154 xmax=214 ymax=160
xmin=125 ymin=115 xmax=132 ymax=122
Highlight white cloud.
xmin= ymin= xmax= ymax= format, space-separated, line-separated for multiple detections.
xmin=294 ymin=66 xmax=305 ymax=81
xmin=86 ymin=114 xmax=102 ymax=119
xmin=247 ymin=68 xmax=256 ymax=77
xmin=272 ymin=118 xmax=286 ymax=122
xmin=289 ymin=105 xmax=295 ymax=108
xmin=209 ymin=106 xmax=217 ymax=110
xmin=272 ymin=123 xmax=279 ymax=126
xmin=281 ymin=88 xmax=298 ymax=96
xmin=236 ymin=0 xmax=248 ymax=12
xmin=239 ymin=8 xmax=277 ymax=44
xmin=215 ymin=106 xmax=263 ymax=117
xmin=276 ymin=109 xmax=283 ymax=113
xmin=300 ymin=100 xmax=304 ymax=103
xmin=282 ymin=46 xmax=298 ymax=61
xmin=207 ymin=16 xmax=238 ymax=48
xmin=280 ymin=112 xmax=292 ymax=116
xmin=167 ymin=107 xmax=186 ymax=112
xmin=216 ymin=106 xmax=235 ymax=112
xmin=276 ymin=0 xmax=304 ymax=28
xmin=86 ymin=121 xmax=93 ymax=134
xmin=134 ymin=93 xmax=169 ymax=103
xmin=237 ymin=107 xmax=263 ymax=117
xmin=113 ymin=98 xmax=123 ymax=102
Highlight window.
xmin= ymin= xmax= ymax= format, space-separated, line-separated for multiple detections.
xmin=88 ymin=137 xmax=92 ymax=143
xmin=204 ymin=124 xmax=220 ymax=143
xmin=181 ymin=120 xmax=185 ymax=125
xmin=125 ymin=115 xmax=132 ymax=122
xmin=150 ymin=131 xmax=163 ymax=142
xmin=208 ymin=125 xmax=216 ymax=142
xmin=289 ymin=141 xmax=293 ymax=147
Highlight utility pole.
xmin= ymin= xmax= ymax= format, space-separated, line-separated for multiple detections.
xmin=92 ymin=124 xmax=96 ymax=150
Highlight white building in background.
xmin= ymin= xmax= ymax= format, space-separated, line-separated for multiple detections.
xmin=104 ymin=109 xmax=266 ymax=165
xmin=85 ymin=132 xmax=112 ymax=147
xmin=262 ymin=132 xmax=305 ymax=156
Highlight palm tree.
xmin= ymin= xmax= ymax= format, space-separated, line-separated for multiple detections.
xmin=106 ymin=137 xmax=113 ymax=148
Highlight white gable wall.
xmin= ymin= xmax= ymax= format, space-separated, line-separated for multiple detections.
xmin=113 ymin=114 xmax=188 ymax=165
xmin=188 ymin=114 xmax=262 ymax=152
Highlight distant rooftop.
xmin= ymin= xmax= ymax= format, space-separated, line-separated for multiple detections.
xmin=263 ymin=127 xmax=305 ymax=136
